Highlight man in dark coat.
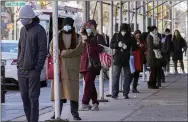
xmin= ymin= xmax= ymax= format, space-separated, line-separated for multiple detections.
xmin=110 ymin=23 xmax=137 ymax=99
xmin=17 ymin=5 xmax=47 ymax=122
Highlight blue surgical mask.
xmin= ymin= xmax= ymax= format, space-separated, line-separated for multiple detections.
xmin=63 ymin=25 xmax=72 ymax=32
xmin=20 ymin=18 xmax=31 ymax=26
xmin=86 ymin=28 xmax=92 ymax=35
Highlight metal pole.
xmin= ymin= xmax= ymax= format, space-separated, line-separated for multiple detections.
xmin=161 ymin=1 xmax=164 ymax=31
xmin=156 ymin=1 xmax=159 ymax=28
xmin=187 ymin=1 xmax=188 ymax=42
xmin=107 ymin=1 xmax=113 ymax=97
xmin=98 ymin=1 xmax=108 ymax=102
xmin=143 ymin=1 xmax=146 ymax=32
xmin=14 ymin=7 xmax=17 ymax=40
xmin=128 ymin=1 xmax=131 ymax=24
xmin=145 ymin=2 xmax=148 ymax=31
xmin=152 ymin=1 xmax=155 ymax=25
xmin=171 ymin=1 xmax=174 ymax=33
xmin=52 ymin=1 xmax=60 ymax=119
xmin=87 ymin=1 xmax=90 ymax=20
xmin=134 ymin=1 xmax=137 ymax=31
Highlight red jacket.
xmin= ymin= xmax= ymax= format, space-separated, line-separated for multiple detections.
xmin=80 ymin=34 xmax=105 ymax=75
xmin=132 ymin=39 xmax=147 ymax=72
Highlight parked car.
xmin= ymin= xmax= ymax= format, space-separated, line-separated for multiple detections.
xmin=1 ymin=40 xmax=47 ymax=87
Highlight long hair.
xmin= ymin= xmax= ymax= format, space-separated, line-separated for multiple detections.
xmin=172 ymin=30 xmax=182 ymax=41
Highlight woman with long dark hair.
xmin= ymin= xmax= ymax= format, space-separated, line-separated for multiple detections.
xmin=172 ymin=30 xmax=187 ymax=74
xmin=130 ymin=30 xmax=147 ymax=93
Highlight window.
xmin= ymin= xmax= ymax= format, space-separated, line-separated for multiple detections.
xmin=1 ymin=43 xmax=18 ymax=53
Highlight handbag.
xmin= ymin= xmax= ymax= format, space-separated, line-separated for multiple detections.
xmin=86 ymin=44 xmax=101 ymax=71
xmin=46 ymin=55 xmax=61 ymax=80
xmin=159 ymin=57 xmax=168 ymax=67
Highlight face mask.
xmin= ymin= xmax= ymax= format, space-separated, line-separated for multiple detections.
xmin=86 ymin=28 xmax=92 ymax=35
xmin=20 ymin=19 xmax=30 ymax=26
xmin=121 ymin=31 xmax=126 ymax=36
xmin=63 ymin=25 xmax=72 ymax=32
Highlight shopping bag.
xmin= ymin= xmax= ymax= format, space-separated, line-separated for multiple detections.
xmin=129 ymin=55 xmax=135 ymax=74
xmin=99 ymin=52 xmax=112 ymax=70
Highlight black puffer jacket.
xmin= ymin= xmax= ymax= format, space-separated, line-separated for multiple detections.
xmin=17 ymin=21 xmax=47 ymax=72
xmin=110 ymin=32 xmax=137 ymax=66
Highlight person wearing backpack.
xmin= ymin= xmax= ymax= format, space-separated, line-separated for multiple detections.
xmin=110 ymin=23 xmax=137 ymax=99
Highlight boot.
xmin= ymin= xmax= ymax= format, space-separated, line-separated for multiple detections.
xmin=147 ymin=81 xmax=153 ymax=89
xmin=148 ymin=82 xmax=159 ymax=89
xmin=51 ymin=99 xmax=64 ymax=119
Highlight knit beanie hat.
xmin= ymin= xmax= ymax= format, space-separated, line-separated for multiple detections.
xmin=63 ymin=17 xmax=74 ymax=26
xmin=19 ymin=5 xmax=36 ymax=19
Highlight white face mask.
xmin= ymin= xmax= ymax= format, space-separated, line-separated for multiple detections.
xmin=121 ymin=31 xmax=126 ymax=36
xmin=86 ymin=28 xmax=92 ymax=35
xmin=63 ymin=25 xmax=72 ymax=32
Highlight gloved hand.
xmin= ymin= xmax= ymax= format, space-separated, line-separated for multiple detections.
xmin=122 ymin=44 xmax=127 ymax=49
xmin=118 ymin=41 xmax=123 ymax=47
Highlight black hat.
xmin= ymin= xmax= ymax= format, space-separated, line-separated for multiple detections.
xmin=63 ymin=17 xmax=74 ymax=26
xmin=120 ymin=23 xmax=129 ymax=32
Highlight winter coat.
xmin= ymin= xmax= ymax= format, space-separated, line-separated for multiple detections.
xmin=80 ymin=34 xmax=105 ymax=75
xmin=110 ymin=33 xmax=137 ymax=67
xmin=50 ymin=32 xmax=83 ymax=102
xmin=132 ymin=39 xmax=147 ymax=72
xmin=17 ymin=22 xmax=47 ymax=72
xmin=161 ymin=34 xmax=172 ymax=61
xmin=172 ymin=37 xmax=187 ymax=61
xmin=146 ymin=34 xmax=161 ymax=67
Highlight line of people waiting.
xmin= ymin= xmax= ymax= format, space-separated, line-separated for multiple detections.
xmin=17 ymin=5 xmax=187 ymax=122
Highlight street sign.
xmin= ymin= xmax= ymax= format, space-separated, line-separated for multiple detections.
xmin=5 ymin=1 xmax=26 ymax=7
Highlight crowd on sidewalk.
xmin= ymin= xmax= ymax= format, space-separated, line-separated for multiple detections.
xmin=16 ymin=5 xmax=187 ymax=122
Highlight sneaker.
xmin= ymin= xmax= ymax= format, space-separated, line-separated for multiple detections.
xmin=79 ymin=104 xmax=91 ymax=111
xmin=73 ymin=116 xmax=82 ymax=120
xmin=111 ymin=95 xmax=118 ymax=99
xmin=124 ymin=95 xmax=129 ymax=99
xmin=91 ymin=103 xmax=99 ymax=111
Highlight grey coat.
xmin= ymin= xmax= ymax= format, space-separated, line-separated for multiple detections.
xmin=146 ymin=34 xmax=161 ymax=67
xmin=17 ymin=22 xmax=47 ymax=72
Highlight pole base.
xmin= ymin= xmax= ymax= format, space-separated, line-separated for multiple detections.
xmin=106 ymin=94 xmax=112 ymax=97
xmin=98 ymin=99 xmax=108 ymax=102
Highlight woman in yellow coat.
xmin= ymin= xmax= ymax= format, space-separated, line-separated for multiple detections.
xmin=49 ymin=17 xmax=83 ymax=120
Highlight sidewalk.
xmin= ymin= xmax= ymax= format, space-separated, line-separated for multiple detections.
xmin=10 ymin=74 xmax=187 ymax=121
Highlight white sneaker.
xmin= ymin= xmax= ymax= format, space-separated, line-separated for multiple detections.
xmin=91 ymin=103 xmax=99 ymax=111
xmin=79 ymin=104 xmax=92 ymax=111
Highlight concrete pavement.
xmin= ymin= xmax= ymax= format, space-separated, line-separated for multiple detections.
xmin=7 ymin=74 xmax=188 ymax=122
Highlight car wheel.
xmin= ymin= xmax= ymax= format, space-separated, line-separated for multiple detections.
xmin=40 ymin=80 xmax=47 ymax=87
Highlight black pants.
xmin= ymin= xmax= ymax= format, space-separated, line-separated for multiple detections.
xmin=57 ymin=99 xmax=79 ymax=118
xmin=130 ymin=71 xmax=140 ymax=90
xmin=18 ymin=70 xmax=41 ymax=122
xmin=149 ymin=67 xmax=161 ymax=86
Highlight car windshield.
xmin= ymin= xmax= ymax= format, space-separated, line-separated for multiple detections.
xmin=1 ymin=43 xmax=18 ymax=53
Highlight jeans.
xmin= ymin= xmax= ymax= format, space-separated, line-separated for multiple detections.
xmin=112 ymin=65 xmax=131 ymax=97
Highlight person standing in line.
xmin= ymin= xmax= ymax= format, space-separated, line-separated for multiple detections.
xmin=172 ymin=30 xmax=187 ymax=74
xmin=160 ymin=28 xmax=172 ymax=81
xmin=110 ymin=23 xmax=137 ymax=99
xmin=146 ymin=26 xmax=162 ymax=89
xmin=80 ymin=20 xmax=106 ymax=111
xmin=17 ymin=5 xmax=47 ymax=122
xmin=130 ymin=30 xmax=147 ymax=93
xmin=49 ymin=17 xmax=83 ymax=120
